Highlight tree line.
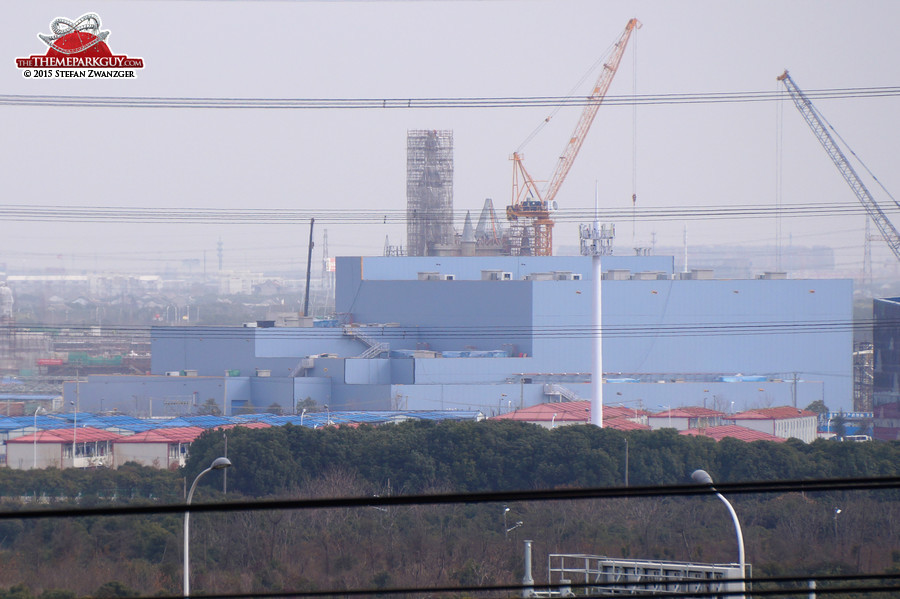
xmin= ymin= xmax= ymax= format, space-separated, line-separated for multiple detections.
xmin=0 ymin=420 xmax=897 ymax=598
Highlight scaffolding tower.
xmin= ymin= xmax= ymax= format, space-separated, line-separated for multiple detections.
xmin=407 ymin=130 xmax=454 ymax=256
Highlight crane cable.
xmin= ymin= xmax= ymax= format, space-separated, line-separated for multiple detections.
xmin=776 ymin=80 xmax=784 ymax=271
xmin=515 ymin=38 xmax=619 ymax=154
xmin=811 ymin=100 xmax=900 ymax=211
xmin=631 ymin=24 xmax=638 ymax=248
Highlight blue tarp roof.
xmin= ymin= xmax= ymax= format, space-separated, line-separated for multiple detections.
xmin=1 ymin=410 xmax=483 ymax=434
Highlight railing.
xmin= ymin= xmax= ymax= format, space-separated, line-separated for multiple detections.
xmin=343 ymin=326 xmax=389 ymax=358
xmin=73 ymin=454 xmax=111 ymax=469
xmin=543 ymin=384 xmax=582 ymax=402
xmin=548 ymin=554 xmax=744 ymax=598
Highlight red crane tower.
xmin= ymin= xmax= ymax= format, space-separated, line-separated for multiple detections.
xmin=505 ymin=18 xmax=640 ymax=256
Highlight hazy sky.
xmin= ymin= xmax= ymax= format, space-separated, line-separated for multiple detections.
xmin=2 ymin=0 xmax=899 ymax=275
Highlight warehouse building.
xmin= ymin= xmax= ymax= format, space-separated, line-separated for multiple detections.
xmin=62 ymin=255 xmax=853 ymax=417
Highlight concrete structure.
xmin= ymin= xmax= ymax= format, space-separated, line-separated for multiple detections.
xmin=62 ymin=256 xmax=854 ymax=417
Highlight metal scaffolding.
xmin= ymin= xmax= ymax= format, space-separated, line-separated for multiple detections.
xmin=547 ymin=553 xmax=746 ymax=597
xmin=406 ymin=130 xmax=454 ymax=256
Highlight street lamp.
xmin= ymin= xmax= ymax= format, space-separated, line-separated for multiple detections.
xmin=507 ymin=520 xmax=523 ymax=536
xmin=300 ymin=407 xmax=307 ymax=426
xmin=833 ymin=507 xmax=841 ymax=538
xmin=33 ymin=407 xmax=46 ymax=469
xmin=70 ymin=399 xmax=77 ymax=467
xmin=184 ymin=457 xmax=232 ymax=598
xmin=503 ymin=506 xmax=510 ymax=538
xmin=691 ymin=469 xmax=745 ymax=598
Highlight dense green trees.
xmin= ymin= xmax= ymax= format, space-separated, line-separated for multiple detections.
xmin=0 ymin=421 xmax=897 ymax=598
xmin=184 ymin=420 xmax=900 ymax=496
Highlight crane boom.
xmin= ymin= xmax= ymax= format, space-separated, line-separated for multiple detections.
xmin=545 ymin=17 xmax=640 ymax=204
xmin=506 ymin=18 xmax=640 ymax=256
xmin=778 ymin=70 xmax=900 ymax=261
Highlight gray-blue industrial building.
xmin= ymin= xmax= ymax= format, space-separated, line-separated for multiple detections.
xmin=64 ymin=255 xmax=854 ymax=416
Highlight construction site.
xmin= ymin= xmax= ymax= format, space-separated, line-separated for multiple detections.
xmin=395 ymin=20 xmax=639 ymax=259
xmin=2 ymin=16 xmax=898 ymax=433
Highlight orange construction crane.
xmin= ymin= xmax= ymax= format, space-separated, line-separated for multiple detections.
xmin=506 ymin=18 xmax=640 ymax=256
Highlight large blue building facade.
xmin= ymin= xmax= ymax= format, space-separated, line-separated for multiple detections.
xmin=65 ymin=256 xmax=854 ymax=416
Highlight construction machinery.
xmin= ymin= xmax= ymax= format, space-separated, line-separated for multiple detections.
xmin=505 ymin=18 xmax=640 ymax=256
xmin=778 ymin=70 xmax=900 ymax=261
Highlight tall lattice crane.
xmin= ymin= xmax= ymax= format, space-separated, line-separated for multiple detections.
xmin=505 ymin=18 xmax=640 ymax=256
xmin=778 ymin=70 xmax=900 ymax=261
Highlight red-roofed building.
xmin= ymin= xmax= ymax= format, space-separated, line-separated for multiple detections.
xmin=7 ymin=427 xmax=123 ymax=470
xmin=603 ymin=405 xmax=649 ymax=425
xmin=648 ymin=407 xmax=725 ymax=432
xmin=680 ymin=424 xmax=787 ymax=443
xmin=725 ymin=406 xmax=817 ymax=443
xmin=873 ymin=402 xmax=900 ymax=441
xmin=492 ymin=401 xmax=648 ymax=430
xmin=604 ymin=418 xmax=651 ymax=432
xmin=112 ymin=426 xmax=206 ymax=469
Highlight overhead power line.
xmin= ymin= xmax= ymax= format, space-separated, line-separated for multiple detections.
xmin=5 ymin=475 xmax=899 ymax=521
xmin=1 ymin=316 xmax=883 ymax=342
xmin=1 ymin=86 xmax=898 ymax=110
xmin=0 ymin=202 xmax=892 ymax=225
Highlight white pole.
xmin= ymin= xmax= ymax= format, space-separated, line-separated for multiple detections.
xmin=591 ymin=253 xmax=603 ymax=426
xmin=692 ymin=470 xmax=745 ymax=598
xmin=521 ymin=539 xmax=535 ymax=597
xmin=184 ymin=457 xmax=231 ymax=598
xmin=33 ymin=409 xmax=39 ymax=469
xmin=715 ymin=489 xmax=746 ymax=598
xmin=184 ymin=468 xmax=209 ymax=598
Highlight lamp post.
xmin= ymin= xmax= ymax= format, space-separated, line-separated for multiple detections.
xmin=503 ymin=506 xmax=510 ymax=538
xmin=300 ymin=407 xmax=307 ymax=426
xmin=184 ymin=457 xmax=232 ymax=598
xmin=691 ymin=469 xmax=745 ymax=598
xmin=32 ymin=407 xmax=46 ymax=469
xmin=69 ymin=399 xmax=77 ymax=467
xmin=833 ymin=507 xmax=841 ymax=538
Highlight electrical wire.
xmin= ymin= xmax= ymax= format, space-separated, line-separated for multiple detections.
xmin=5 ymin=476 xmax=899 ymax=520
xmin=1 ymin=316 xmax=884 ymax=342
xmin=3 ymin=478 xmax=899 ymax=597
xmin=0 ymin=201 xmax=891 ymax=225
xmin=42 ymin=574 xmax=900 ymax=599
xmin=1 ymin=86 xmax=898 ymax=110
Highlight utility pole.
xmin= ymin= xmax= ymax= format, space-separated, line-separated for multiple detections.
xmin=303 ymin=218 xmax=315 ymax=317
xmin=792 ymin=372 xmax=798 ymax=408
